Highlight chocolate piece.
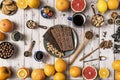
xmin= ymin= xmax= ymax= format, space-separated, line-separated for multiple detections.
xmin=51 ymin=26 xmax=74 ymax=51
xmin=51 ymin=26 xmax=63 ymax=50
xmin=43 ymin=28 xmax=61 ymax=51
xmin=61 ymin=27 xmax=74 ymax=51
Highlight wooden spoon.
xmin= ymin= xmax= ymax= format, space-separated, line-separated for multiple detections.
xmin=79 ymin=40 xmax=112 ymax=61
xmin=26 ymin=20 xmax=47 ymax=29
xmin=69 ymin=31 xmax=93 ymax=65
xmin=24 ymin=41 xmax=36 ymax=57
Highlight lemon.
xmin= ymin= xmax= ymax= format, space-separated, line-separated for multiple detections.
xmin=55 ymin=58 xmax=66 ymax=72
xmin=44 ymin=64 xmax=55 ymax=76
xmin=17 ymin=0 xmax=28 ymax=9
xmin=70 ymin=66 xmax=81 ymax=78
xmin=99 ymin=68 xmax=109 ymax=79
xmin=54 ymin=73 xmax=65 ymax=80
xmin=27 ymin=0 xmax=40 ymax=8
xmin=97 ymin=0 xmax=107 ymax=14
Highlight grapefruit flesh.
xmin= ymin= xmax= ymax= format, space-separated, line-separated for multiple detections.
xmin=71 ymin=0 xmax=86 ymax=12
xmin=82 ymin=66 xmax=97 ymax=80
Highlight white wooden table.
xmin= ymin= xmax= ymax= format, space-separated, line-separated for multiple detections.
xmin=0 ymin=0 xmax=119 ymax=80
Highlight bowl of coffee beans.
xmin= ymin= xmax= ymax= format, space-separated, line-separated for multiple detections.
xmin=0 ymin=42 xmax=15 ymax=59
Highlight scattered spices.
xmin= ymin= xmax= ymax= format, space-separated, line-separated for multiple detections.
xmin=103 ymin=32 xmax=107 ymax=37
xmin=96 ymin=34 xmax=99 ymax=38
xmin=111 ymin=12 xmax=118 ymax=19
xmin=63 ymin=14 xmax=66 ymax=16
xmin=113 ymin=44 xmax=120 ymax=53
xmin=112 ymin=26 xmax=120 ymax=53
xmin=115 ymin=15 xmax=120 ymax=26
xmin=107 ymin=18 xmax=114 ymax=24
xmin=101 ymin=38 xmax=104 ymax=41
xmin=108 ymin=12 xmax=120 ymax=25
xmin=114 ymin=50 xmax=120 ymax=53
xmin=99 ymin=40 xmax=113 ymax=49
xmin=114 ymin=44 xmax=120 ymax=49
xmin=85 ymin=31 xmax=93 ymax=39
xmin=112 ymin=26 xmax=120 ymax=42
xmin=0 ymin=42 xmax=14 ymax=59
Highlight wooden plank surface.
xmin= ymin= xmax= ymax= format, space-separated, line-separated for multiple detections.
xmin=0 ymin=0 xmax=119 ymax=80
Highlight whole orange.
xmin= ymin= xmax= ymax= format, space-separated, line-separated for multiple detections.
xmin=70 ymin=66 xmax=81 ymax=77
xmin=0 ymin=32 xmax=5 ymax=41
xmin=54 ymin=73 xmax=65 ymax=80
xmin=0 ymin=66 xmax=11 ymax=80
xmin=27 ymin=0 xmax=40 ymax=8
xmin=112 ymin=60 xmax=120 ymax=71
xmin=115 ymin=72 xmax=120 ymax=80
xmin=44 ymin=64 xmax=55 ymax=76
xmin=0 ymin=19 xmax=14 ymax=32
xmin=107 ymin=0 xmax=119 ymax=10
xmin=31 ymin=68 xmax=45 ymax=80
xmin=55 ymin=58 xmax=66 ymax=72
xmin=56 ymin=0 xmax=69 ymax=11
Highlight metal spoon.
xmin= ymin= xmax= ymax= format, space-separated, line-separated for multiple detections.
xmin=84 ymin=56 xmax=107 ymax=62
xmin=79 ymin=40 xmax=112 ymax=61
xmin=24 ymin=41 xmax=36 ymax=57
xmin=26 ymin=20 xmax=47 ymax=29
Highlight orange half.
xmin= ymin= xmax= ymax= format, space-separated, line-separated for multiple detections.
xmin=99 ymin=68 xmax=109 ymax=79
xmin=17 ymin=0 xmax=28 ymax=9
xmin=17 ymin=68 xmax=29 ymax=79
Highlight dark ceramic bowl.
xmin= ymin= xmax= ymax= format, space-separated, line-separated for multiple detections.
xmin=34 ymin=51 xmax=44 ymax=62
xmin=41 ymin=6 xmax=54 ymax=19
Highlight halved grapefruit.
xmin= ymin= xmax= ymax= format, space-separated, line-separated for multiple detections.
xmin=82 ymin=66 xmax=97 ymax=80
xmin=71 ymin=0 xmax=86 ymax=12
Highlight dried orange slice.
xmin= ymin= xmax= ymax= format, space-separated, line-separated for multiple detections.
xmin=17 ymin=68 xmax=30 ymax=79
xmin=99 ymin=68 xmax=109 ymax=79
xmin=17 ymin=0 xmax=28 ymax=9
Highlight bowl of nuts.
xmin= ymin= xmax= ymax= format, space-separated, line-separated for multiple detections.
xmin=0 ymin=42 xmax=15 ymax=59
xmin=91 ymin=5 xmax=104 ymax=27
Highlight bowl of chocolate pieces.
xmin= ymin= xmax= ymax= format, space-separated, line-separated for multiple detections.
xmin=0 ymin=42 xmax=15 ymax=59
xmin=43 ymin=25 xmax=78 ymax=58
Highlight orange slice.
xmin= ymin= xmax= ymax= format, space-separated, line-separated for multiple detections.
xmin=17 ymin=68 xmax=30 ymax=79
xmin=99 ymin=68 xmax=109 ymax=79
xmin=17 ymin=0 xmax=28 ymax=9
